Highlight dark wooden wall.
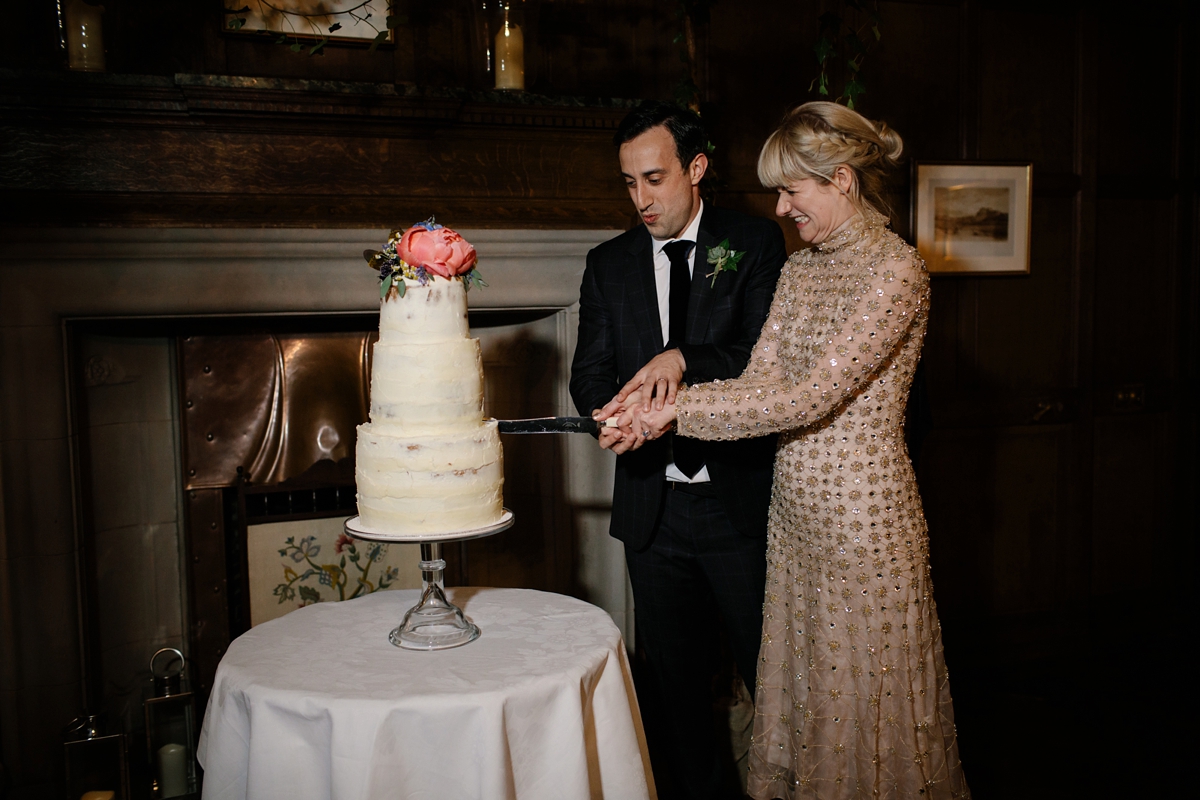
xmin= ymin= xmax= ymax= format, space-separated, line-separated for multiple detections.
xmin=1 ymin=1 xmax=1195 ymax=796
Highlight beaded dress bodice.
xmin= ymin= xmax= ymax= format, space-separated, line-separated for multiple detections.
xmin=676 ymin=212 xmax=969 ymax=799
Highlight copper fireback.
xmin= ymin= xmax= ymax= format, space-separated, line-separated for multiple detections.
xmin=180 ymin=331 xmax=375 ymax=489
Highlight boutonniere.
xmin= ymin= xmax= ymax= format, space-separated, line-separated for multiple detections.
xmin=705 ymin=239 xmax=745 ymax=287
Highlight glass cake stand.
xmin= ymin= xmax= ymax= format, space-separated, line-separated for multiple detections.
xmin=344 ymin=510 xmax=514 ymax=650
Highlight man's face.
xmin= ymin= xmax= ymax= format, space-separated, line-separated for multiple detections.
xmin=618 ymin=125 xmax=706 ymax=240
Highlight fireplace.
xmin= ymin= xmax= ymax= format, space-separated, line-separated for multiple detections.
xmin=0 ymin=226 xmax=630 ymax=781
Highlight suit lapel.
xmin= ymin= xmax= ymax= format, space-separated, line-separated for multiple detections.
xmin=625 ymin=231 xmax=664 ymax=354
xmin=687 ymin=211 xmax=720 ymax=344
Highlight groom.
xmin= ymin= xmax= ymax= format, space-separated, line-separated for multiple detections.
xmin=570 ymin=101 xmax=785 ymax=798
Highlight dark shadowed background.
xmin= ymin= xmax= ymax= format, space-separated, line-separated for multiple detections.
xmin=1 ymin=1 xmax=1195 ymax=797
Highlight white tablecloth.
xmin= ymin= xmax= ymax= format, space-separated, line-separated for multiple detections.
xmin=197 ymin=587 xmax=654 ymax=800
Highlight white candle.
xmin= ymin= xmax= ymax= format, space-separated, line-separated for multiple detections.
xmin=156 ymin=743 xmax=189 ymax=798
xmin=494 ymin=18 xmax=524 ymax=91
xmin=65 ymin=0 xmax=106 ymax=73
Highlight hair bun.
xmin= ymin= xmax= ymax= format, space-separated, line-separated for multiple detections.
xmin=874 ymin=121 xmax=904 ymax=163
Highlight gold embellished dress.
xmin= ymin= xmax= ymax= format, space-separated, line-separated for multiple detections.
xmin=676 ymin=211 xmax=969 ymax=799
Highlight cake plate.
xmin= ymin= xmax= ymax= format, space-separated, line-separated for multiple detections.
xmin=344 ymin=510 xmax=514 ymax=651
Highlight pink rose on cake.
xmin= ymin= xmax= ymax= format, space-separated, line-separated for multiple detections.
xmin=366 ymin=218 xmax=488 ymax=300
xmin=397 ymin=223 xmax=477 ymax=278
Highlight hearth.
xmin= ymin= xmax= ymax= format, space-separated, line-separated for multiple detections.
xmin=0 ymin=227 xmax=631 ymax=783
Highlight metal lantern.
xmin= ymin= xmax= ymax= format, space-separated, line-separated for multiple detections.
xmin=142 ymin=648 xmax=198 ymax=799
xmin=63 ymin=714 xmax=130 ymax=800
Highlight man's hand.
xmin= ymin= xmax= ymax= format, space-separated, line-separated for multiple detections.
xmin=595 ymin=409 xmax=640 ymax=455
xmin=600 ymin=349 xmax=687 ymax=419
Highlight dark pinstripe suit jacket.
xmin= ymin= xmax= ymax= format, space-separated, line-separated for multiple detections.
xmin=570 ymin=205 xmax=787 ymax=550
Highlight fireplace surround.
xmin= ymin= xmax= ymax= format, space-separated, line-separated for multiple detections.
xmin=0 ymin=226 xmax=631 ymax=783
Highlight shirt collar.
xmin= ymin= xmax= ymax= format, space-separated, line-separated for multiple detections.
xmin=651 ymin=200 xmax=705 ymax=256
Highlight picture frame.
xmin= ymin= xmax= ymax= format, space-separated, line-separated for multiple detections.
xmin=223 ymin=0 xmax=395 ymax=45
xmin=911 ymin=161 xmax=1033 ymax=275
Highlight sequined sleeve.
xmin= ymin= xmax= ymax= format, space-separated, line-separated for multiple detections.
xmin=676 ymin=243 xmax=929 ymax=441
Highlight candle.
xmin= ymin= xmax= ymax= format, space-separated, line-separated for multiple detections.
xmin=156 ymin=743 xmax=189 ymax=798
xmin=65 ymin=0 xmax=106 ymax=73
xmin=494 ymin=10 xmax=524 ymax=91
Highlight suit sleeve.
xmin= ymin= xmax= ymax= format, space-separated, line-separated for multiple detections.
xmin=676 ymin=221 xmax=787 ymax=384
xmin=569 ymin=248 xmax=620 ymax=417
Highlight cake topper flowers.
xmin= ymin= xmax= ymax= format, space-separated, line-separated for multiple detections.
xmin=364 ymin=218 xmax=488 ymax=300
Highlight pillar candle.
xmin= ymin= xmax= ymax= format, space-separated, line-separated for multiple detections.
xmin=494 ymin=21 xmax=524 ymax=91
xmin=65 ymin=0 xmax=106 ymax=72
xmin=156 ymin=743 xmax=189 ymax=798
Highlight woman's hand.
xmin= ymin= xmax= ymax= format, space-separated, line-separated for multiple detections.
xmin=617 ymin=400 xmax=678 ymax=452
xmin=601 ymin=349 xmax=687 ymax=418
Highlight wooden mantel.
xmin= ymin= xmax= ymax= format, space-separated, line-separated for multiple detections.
xmin=0 ymin=70 xmax=637 ymax=229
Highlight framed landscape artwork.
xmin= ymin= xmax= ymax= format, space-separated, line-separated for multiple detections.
xmin=912 ymin=162 xmax=1032 ymax=275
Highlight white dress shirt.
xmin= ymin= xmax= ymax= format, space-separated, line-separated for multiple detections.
xmin=649 ymin=201 xmax=710 ymax=484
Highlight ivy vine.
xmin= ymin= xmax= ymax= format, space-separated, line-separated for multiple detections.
xmin=810 ymin=0 xmax=882 ymax=109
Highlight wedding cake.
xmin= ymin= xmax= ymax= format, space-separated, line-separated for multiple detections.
xmin=354 ymin=222 xmax=504 ymax=537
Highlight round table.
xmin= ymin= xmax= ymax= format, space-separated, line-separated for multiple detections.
xmin=197 ymin=588 xmax=654 ymax=800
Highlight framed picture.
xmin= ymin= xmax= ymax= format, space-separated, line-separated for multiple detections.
xmin=224 ymin=1 xmax=394 ymax=44
xmin=912 ymin=162 xmax=1032 ymax=275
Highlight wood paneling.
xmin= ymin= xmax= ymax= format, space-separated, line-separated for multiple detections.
xmin=0 ymin=72 xmax=636 ymax=228
xmin=1 ymin=0 xmax=1195 ymax=795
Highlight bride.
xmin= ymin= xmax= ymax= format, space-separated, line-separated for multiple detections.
xmin=602 ymin=102 xmax=971 ymax=799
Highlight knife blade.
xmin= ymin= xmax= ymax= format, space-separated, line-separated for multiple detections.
xmin=496 ymin=417 xmax=614 ymax=434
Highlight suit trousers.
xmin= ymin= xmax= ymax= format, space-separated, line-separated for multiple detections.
xmin=625 ymin=483 xmax=767 ymax=800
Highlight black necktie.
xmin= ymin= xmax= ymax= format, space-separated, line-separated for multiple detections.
xmin=663 ymin=239 xmax=693 ymax=349
xmin=661 ymin=239 xmax=703 ymax=478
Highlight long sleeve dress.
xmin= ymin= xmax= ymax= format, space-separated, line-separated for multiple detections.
xmin=675 ymin=211 xmax=970 ymax=800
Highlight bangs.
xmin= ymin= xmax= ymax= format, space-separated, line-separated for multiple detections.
xmin=757 ymin=128 xmax=822 ymax=188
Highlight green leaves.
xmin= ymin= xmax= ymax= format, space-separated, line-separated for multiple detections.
xmin=298 ymin=585 xmax=321 ymax=604
xmin=368 ymin=29 xmax=390 ymax=54
xmin=380 ymin=271 xmax=410 ymax=300
xmin=705 ymin=239 xmax=745 ymax=287
xmin=462 ymin=268 xmax=489 ymax=293
xmin=845 ymin=76 xmax=867 ymax=110
xmin=808 ymin=1 xmax=882 ymax=109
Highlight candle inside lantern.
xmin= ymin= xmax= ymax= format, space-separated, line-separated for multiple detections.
xmin=494 ymin=7 xmax=524 ymax=91
xmin=65 ymin=0 xmax=106 ymax=72
xmin=156 ymin=743 xmax=188 ymax=798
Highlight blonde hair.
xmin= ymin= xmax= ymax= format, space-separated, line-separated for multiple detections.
xmin=757 ymin=101 xmax=904 ymax=219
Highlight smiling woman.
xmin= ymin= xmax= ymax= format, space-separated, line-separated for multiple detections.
xmin=758 ymin=100 xmax=905 ymax=240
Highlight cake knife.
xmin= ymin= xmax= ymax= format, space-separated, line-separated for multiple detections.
xmin=496 ymin=416 xmax=620 ymax=434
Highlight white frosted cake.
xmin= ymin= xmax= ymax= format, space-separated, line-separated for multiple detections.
xmin=355 ymin=276 xmax=504 ymax=537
